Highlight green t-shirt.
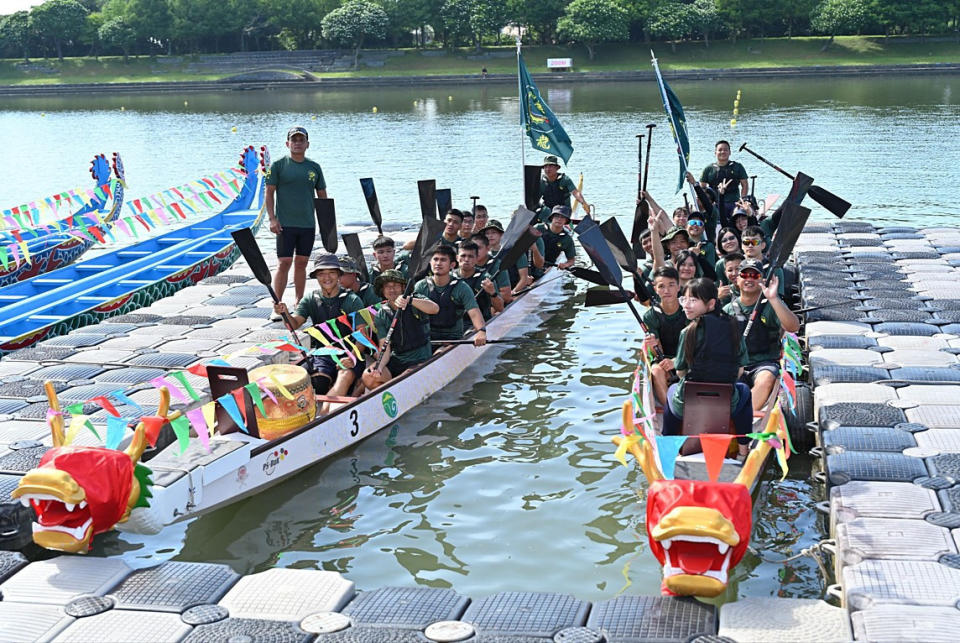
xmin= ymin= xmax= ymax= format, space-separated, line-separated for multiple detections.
xmin=478 ymin=259 xmax=510 ymax=291
xmin=369 ymin=250 xmax=411 ymax=282
xmin=689 ymin=238 xmax=716 ymax=266
xmin=700 ymin=160 xmax=748 ymax=206
xmin=373 ymin=303 xmax=432 ymax=365
xmin=355 ymin=282 xmax=381 ymax=307
xmin=540 ymin=174 xmax=577 ymax=207
xmin=413 ymin=276 xmax=479 ymax=341
xmin=723 ymin=298 xmax=782 ymax=365
xmin=670 ymin=324 xmax=746 ymax=416
xmin=641 ymin=304 xmax=686 ymax=358
xmin=536 ymin=224 xmax=576 ymax=265
xmin=294 ymin=287 xmax=364 ymax=348
xmin=266 ymin=156 xmax=326 ymax=228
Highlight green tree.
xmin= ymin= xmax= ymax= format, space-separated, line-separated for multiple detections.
xmin=30 ymin=0 xmax=90 ymax=61
xmin=265 ymin=0 xmax=333 ymax=50
xmin=507 ymin=0 xmax=567 ymax=44
xmin=715 ymin=0 xmax=766 ymax=39
xmin=689 ymin=0 xmax=720 ymax=46
xmin=440 ymin=0 xmax=473 ymax=47
xmin=322 ymin=0 xmax=389 ymax=68
xmin=99 ymin=15 xmax=136 ymax=61
xmin=556 ymin=0 xmax=629 ymax=60
xmin=811 ymin=0 xmax=868 ymax=45
xmin=0 ymin=11 xmax=33 ymax=61
xmin=469 ymin=0 xmax=508 ymax=48
xmin=647 ymin=0 xmax=694 ymax=51
xmin=126 ymin=0 xmax=172 ymax=53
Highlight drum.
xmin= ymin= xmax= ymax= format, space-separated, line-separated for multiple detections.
xmin=248 ymin=364 xmax=317 ymax=440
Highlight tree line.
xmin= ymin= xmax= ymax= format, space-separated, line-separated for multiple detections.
xmin=1 ymin=0 xmax=958 ymax=64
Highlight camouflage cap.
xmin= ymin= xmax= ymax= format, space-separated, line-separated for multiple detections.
xmin=374 ymin=269 xmax=407 ymax=296
xmin=542 ymin=155 xmax=561 ymax=167
xmin=338 ymin=255 xmax=360 ymax=274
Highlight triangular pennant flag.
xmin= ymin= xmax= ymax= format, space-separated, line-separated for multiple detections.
xmin=268 ymin=373 xmax=294 ymax=400
xmin=169 ymin=415 xmax=191 ymax=454
xmin=150 ymin=376 xmax=189 ymax=403
xmin=358 ymin=307 xmax=374 ymax=327
xmin=244 ymin=382 xmax=266 ymax=416
xmin=9 ymin=243 xmax=21 ymax=266
xmin=64 ymin=402 xmax=84 ymax=415
xmin=17 ymin=242 xmax=30 ymax=264
xmin=207 ymin=358 xmax=231 ymax=367
xmin=654 ymin=436 xmax=687 ymax=480
xmin=110 ymin=389 xmax=143 ymax=414
xmin=256 ymin=378 xmax=279 ymax=405
xmin=89 ymin=395 xmax=120 ymax=417
xmin=0 ymin=246 xmax=8 ymax=270
xmin=84 ymin=419 xmax=101 ymax=442
xmin=776 ymin=443 xmax=789 ymax=480
xmin=305 ymin=326 xmax=332 ymax=347
xmin=106 ymin=416 xmax=127 ymax=450
xmin=186 ymin=363 xmax=209 ymax=378
xmin=64 ymin=414 xmax=87 ymax=446
xmin=186 ymin=407 xmax=211 ymax=452
xmin=351 ymin=330 xmax=377 ymax=352
xmin=201 ymin=402 xmax=217 ymax=435
xmin=337 ymin=313 xmax=353 ymax=331
xmin=170 ymin=371 xmax=201 ymax=402
xmin=699 ymin=434 xmax=733 ymax=483
xmin=232 ymin=389 xmax=248 ymax=425
xmin=141 ymin=416 xmax=166 ymax=447
xmin=88 ymin=226 xmax=105 ymax=244
xmin=615 ymin=433 xmax=642 ymax=468
xmin=218 ymin=393 xmax=247 ymax=434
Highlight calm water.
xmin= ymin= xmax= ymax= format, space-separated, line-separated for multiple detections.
xmin=6 ymin=74 xmax=957 ymax=600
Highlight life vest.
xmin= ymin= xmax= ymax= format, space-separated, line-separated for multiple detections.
xmin=653 ymin=306 xmax=686 ymax=358
xmin=542 ymin=173 xmax=571 ymax=207
xmin=541 ymin=228 xmax=569 ymax=264
xmin=426 ymin=277 xmax=463 ymax=329
xmin=687 ymin=313 xmax=741 ymax=384
xmin=728 ymin=298 xmax=780 ymax=358
xmin=707 ymin=162 xmax=743 ymax=201
xmin=459 ymin=270 xmax=492 ymax=320
xmin=392 ymin=306 xmax=429 ymax=355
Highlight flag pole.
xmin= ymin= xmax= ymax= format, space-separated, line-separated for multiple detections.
xmin=517 ymin=33 xmax=526 ymax=199
xmin=650 ymin=50 xmax=700 ymax=212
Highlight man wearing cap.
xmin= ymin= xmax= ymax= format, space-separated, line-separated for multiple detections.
xmin=483 ymin=219 xmax=532 ymax=293
xmin=275 ymin=253 xmax=365 ymax=411
xmin=414 ymin=244 xmax=486 ymax=348
xmin=266 ymin=126 xmax=327 ymax=321
xmin=741 ymin=224 xmax=783 ymax=297
xmin=456 ymin=240 xmax=502 ymax=320
xmin=539 ymin=155 xmax=589 ymax=222
xmin=700 ymin=140 xmax=748 ymax=220
xmin=362 ymin=270 xmax=439 ymax=389
xmin=369 ymin=235 xmax=409 ymax=282
xmin=535 ymin=205 xmax=576 ymax=270
xmin=686 ymin=211 xmax=716 ymax=267
xmin=338 ymin=255 xmax=380 ymax=306
xmin=724 ymin=258 xmax=799 ymax=411
xmin=472 ymin=232 xmax=512 ymax=305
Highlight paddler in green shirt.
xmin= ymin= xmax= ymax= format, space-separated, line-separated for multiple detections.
xmin=456 ymin=241 xmax=503 ymax=321
xmin=439 ymin=210 xmax=464 ymax=248
xmin=535 ymin=205 xmax=576 ymax=270
xmin=539 ymin=155 xmax=590 ymax=223
xmin=338 ymin=255 xmax=380 ymax=307
xmin=472 ymin=233 xmax=512 ymax=304
xmin=369 ymin=235 xmax=409 ymax=281
xmin=413 ymin=244 xmax=487 ymax=349
xmin=685 ymin=211 xmax=716 ymax=267
xmin=699 ymin=140 xmax=749 ymax=221
xmin=266 ymin=126 xmax=327 ymax=321
xmin=363 ymin=269 xmax=438 ymax=389
xmin=483 ymin=219 xmax=532 ymax=293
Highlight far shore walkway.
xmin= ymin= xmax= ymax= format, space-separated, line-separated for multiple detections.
xmin=2 ymin=61 xmax=959 ymax=97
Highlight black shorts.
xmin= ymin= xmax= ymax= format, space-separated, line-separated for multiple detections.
xmin=386 ymin=356 xmax=425 ymax=377
xmin=740 ymin=360 xmax=780 ymax=386
xmin=276 ymin=226 xmax=315 ymax=258
xmin=307 ymin=353 xmax=365 ymax=381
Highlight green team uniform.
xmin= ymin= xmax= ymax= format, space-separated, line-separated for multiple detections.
xmin=641 ymin=304 xmax=686 ymax=359
xmin=689 ymin=238 xmax=716 ymax=266
xmin=370 ymin=251 xmax=410 ymax=281
xmin=536 ymin=223 xmax=576 ymax=265
xmin=491 ymin=247 xmax=528 ymax=288
xmin=439 ymin=235 xmax=460 ymax=249
xmin=478 ymin=259 xmax=510 ymax=291
xmin=539 ymin=173 xmax=578 ymax=221
xmin=355 ymin=282 xmax=381 ymax=307
xmin=724 ymin=298 xmax=782 ymax=365
xmin=414 ymin=276 xmax=479 ymax=341
xmin=373 ymin=304 xmax=432 ymax=366
xmin=671 ymin=324 xmax=747 ymax=416
xmin=700 ymin=161 xmax=748 ymax=209
xmin=266 ymin=156 xmax=326 ymax=228
xmin=294 ymin=287 xmax=364 ymax=348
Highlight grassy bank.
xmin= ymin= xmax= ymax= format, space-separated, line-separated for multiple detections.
xmin=2 ymin=36 xmax=959 ymax=85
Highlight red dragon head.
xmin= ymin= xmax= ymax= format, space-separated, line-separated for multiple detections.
xmin=614 ymin=401 xmax=780 ymax=597
xmin=11 ymin=383 xmax=165 ymax=553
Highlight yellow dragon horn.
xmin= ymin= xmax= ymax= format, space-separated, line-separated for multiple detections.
xmin=44 ymin=381 xmax=66 ymax=447
xmin=612 ymin=400 xmax=664 ymax=483
xmin=733 ymin=404 xmax=782 ymax=488
xmin=124 ymin=387 xmax=172 ymax=464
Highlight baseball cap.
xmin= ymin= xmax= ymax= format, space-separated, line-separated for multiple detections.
xmin=738 ymin=258 xmax=763 ymax=275
xmin=542 ymin=155 xmax=561 ymax=167
xmin=287 ymin=126 xmax=309 ymax=140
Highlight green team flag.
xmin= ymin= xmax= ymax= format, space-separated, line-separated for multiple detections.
xmin=651 ymin=52 xmax=690 ymax=193
xmin=518 ymin=53 xmax=574 ymax=163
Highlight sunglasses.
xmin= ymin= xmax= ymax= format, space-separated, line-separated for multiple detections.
xmin=687 ymin=221 xmax=704 ymax=228
xmin=741 ymin=239 xmax=761 ymax=247
xmin=739 ymin=270 xmax=762 ymax=279
xmin=721 ymin=236 xmax=738 ymax=243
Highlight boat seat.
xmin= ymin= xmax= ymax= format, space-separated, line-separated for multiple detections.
xmin=76 ymin=296 xmax=113 ymax=304
xmin=32 ymin=278 xmax=71 ymax=286
xmin=117 ymin=250 xmax=151 ymax=258
xmin=74 ymin=264 xmax=114 ymax=272
xmin=156 ymin=237 xmax=189 ymax=245
xmin=680 ymin=381 xmax=734 ymax=456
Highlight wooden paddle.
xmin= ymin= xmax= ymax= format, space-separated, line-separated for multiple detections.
xmin=739 ymin=143 xmax=851 ymax=218
xmin=313 ymin=198 xmax=338 ymax=253
xmin=342 ymin=232 xmax=370 ymax=283
xmin=524 ymin=164 xmax=542 ymax=212
xmin=585 ymin=288 xmax=632 ymax=306
xmin=599 ymin=216 xmax=652 ymax=303
xmin=359 ymin=177 xmax=383 ymax=235
xmin=569 ymin=266 xmax=607 ymax=286
xmin=230 ymin=227 xmax=309 ymax=360
xmin=418 ymin=180 xmax=437 ymax=221
xmin=433 ymin=338 xmax=547 ymax=345
xmin=435 ymin=188 xmax=452 ymax=218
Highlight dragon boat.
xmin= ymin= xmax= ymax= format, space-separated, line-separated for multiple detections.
xmin=12 ymin=269 xmax=566 ymax=553
xmin=0 ymin=146 xmax=266 ymax=355
xmin=0 ymin=153 xmax=125 ymax=287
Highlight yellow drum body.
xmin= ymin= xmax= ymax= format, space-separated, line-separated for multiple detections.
xmin=248 ymin=364 xmax=317 ymax=440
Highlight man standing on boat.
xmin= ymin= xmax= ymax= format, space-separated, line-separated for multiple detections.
xmin=414 ymin=244 xmax=486 ymax=349
xmin=266 ymin=126 xmax=327 ymax=321
xmin=539 ymin=155 xmax=590 ymax=223
xmin=275 ymin=254 xmax=365 ymax=411
xmin=362 ymin=269 xmax=439 ymax=389
xmin=699 ymin=140 xmax=748 ymax=223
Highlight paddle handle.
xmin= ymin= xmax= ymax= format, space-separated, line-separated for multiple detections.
xmin=373 ymin=278 xmax=418 ymax=371
xmin=739 ymin=144 xmax=795 ymax=181
xmin=741 ymin=266 xmax=776 ymax=339
xmin=264 ymin=285 xmax=310 ymax=360
xmin=635 ymin=134 xmax=644 ymax=200
xmin=642 ymin=124 xmax=655 ymax=193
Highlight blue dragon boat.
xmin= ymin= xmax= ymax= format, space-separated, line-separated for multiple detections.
xmin=0 ymin=154 xmax=124 ymax=287
xmin=0 ymin=145 xmax=267 ymax=354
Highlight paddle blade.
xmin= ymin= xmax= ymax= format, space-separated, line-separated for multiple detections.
xmin=524 ymin=164 xmax=542 ymax=211
xmin=766 ymin=202 xmax=811 ymax=270
xmin=418 ymin=179 xmax=437 ymax=221
xmin=599 ymin=217 xmax=637 ymax=273
xmin=342 ymin=232 xmax=369 ymax=283
xmin=435 ymin=188 xmax=452 ymax=218
xmin=569 ymin=266 xmax=608 ymax=286
xmin=585 ymin=288 xmax=631 ymax=307
xmin=499 ymin=228 xmax=538 ymax=274
xmin=786 ymin=172 xmax=815 ymax=205
xmin=359 ymin=177 xmax=383 ymax=234
xmin=631 ymin=199 xmax=649 ymax=257
xmin=498 ymin=205 xmax=539 ymax=261
xmin=407 ymin=217 xmax=445 ymax=283
xmin=808 ymin=184 xmax=851 ymax=219
xmin=230 ymin=227 xmax=274 ymax=291
xmin=314 ymin=198 xmax=338 ymax=253
xmin=575 ymin=217 xmax=623 ymax=288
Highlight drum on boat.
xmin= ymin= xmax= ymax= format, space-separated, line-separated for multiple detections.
xmin=248 ymin=364 xmax=317 ymax=440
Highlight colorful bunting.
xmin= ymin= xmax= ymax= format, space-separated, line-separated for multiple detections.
xmin=141 ymin=416 xmax=166 ymax=447
xmin=654 ymin=436 xmax=687 ymax=480
xmin=169 ymin=415 xmax=192 ymax=454
xmin=699 ymin=434 xmax=733 ymax=483
xmin=105 ymin=416 xmax=127 ymax=450
xmin=186 ymin=407 xmax=211 ymax=453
